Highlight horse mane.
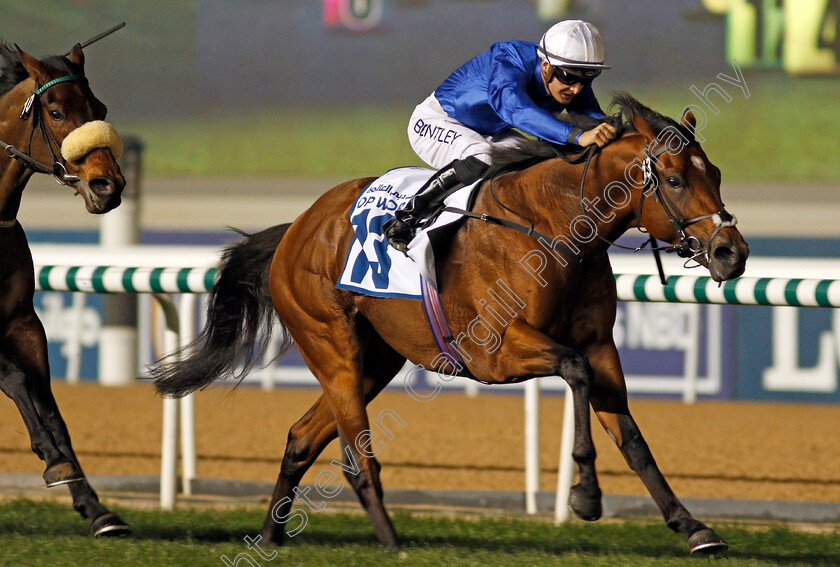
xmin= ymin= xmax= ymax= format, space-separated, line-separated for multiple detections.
xmin=485 ymin=92 xmax=692 ymax=178
xmin=610 ymin=91 xmax=695 ymax=143
xmin=0 ymin=41 xmax=77 ymax=97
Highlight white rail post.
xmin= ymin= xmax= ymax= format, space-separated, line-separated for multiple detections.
xmin=260 ymin=318 xmax=279 ymax=391
xmin=554 ymin=382 xmax=575 ymax=524
xmin=64 ymin=292 xmax=86 ymax=384
xmin=682 ymin=304 xmax=701 ymax=404
xmin=524 ymin=379 xmax=540 ymax=514
xmin=154 ymin=293 xmax=180 ymax=510
xmin=178 ymin=294 xmax=198 ymax=495
xmin=464 ymin=380 xmax=480 ymax=398
xmin=98 ymin=137 xmax=143 ymax=385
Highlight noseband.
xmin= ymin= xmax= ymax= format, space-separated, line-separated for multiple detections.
xmin=0 ymin=73 xmax=86 ymax=186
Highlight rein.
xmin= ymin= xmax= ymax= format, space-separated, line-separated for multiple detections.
xmin=440 ymin=140 xmax=600 ymax=260
xmin=441 ymin=130 xmax=736 ymax=285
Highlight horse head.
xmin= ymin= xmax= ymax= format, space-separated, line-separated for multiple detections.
xmin=12 ymin=43 xmax=125 ymax=213
xmin=617 ymin=94 xmax=749 ymax=282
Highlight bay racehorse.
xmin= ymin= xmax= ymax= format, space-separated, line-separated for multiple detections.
xmin=154 ymin=94 xmax=748 ymax=554
xmin=0 ymin=41 xmax=129 ymax=535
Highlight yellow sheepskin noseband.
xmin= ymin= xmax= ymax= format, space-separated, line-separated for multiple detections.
xmin=60 ymin=120 xmax=124 ymax=162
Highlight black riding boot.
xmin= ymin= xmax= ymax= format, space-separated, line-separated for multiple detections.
xmin=384 ymin=156 xmax=488 ymax=252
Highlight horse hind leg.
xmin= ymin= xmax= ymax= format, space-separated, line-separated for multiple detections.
xmin=324 ymin=391 xmax=399 ymax=550
xmin=261 ymin=397 xmax=398 ymax=550
xmin=261 ymin=394 xmax=339 ymax=545
xmin=324 ymin=330 xmax=406 ymax=550
xmin=335 ymin=434 xmax=399 ymax=545
xmin=261 ymin=337 xmax=404 ymax=547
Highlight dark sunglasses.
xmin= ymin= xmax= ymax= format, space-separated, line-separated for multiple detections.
xmin=551 ymin=66 xmax=601 ymax=86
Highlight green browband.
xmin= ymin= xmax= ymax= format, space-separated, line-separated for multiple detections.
xmin=35 ymin=74 xmax=86 ymax=96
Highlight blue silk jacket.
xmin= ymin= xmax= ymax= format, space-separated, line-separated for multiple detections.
xmin=433 ymin=40 xmax=605 ymax=146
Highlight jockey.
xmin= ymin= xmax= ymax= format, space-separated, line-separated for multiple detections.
xmin=384 ymin=19 xmax=617 ymax=252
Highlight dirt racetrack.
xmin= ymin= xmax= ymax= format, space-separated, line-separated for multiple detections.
xmin=1 ymin=382 xmax=839 ymax=504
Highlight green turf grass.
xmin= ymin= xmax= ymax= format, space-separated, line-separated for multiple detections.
xmin=118 ymin=73 xmax=840 ymax=183
xmin=0 ymin=499 xmax=838 ymax=566
xmin=2 ymin=2 xmax=837 ymax=183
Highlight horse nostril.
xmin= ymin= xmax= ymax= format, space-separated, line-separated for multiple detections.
xmin=713 ymin=245 xmax=737 ymax=265
xmin=89 ymin=176 xmax=123 ymax=196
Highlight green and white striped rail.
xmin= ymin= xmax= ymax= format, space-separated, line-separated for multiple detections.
xmin=34 ymin=265 xmax=217 ymax=294
xmin=614 ymin=274 xmax=840 ymax=308
xmin=34 ymin=264 xmax=840 ymax=308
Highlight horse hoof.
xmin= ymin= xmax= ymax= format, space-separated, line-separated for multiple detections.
xmin=91 ymin=513 xmax=132 ymax=537
xmin=688 ymin=528 xmax=728 ymax=554
xmin=568 ymin=484 xmax=602 ymax=522
xmin=43 ymin=462 xmax=85 ymax=487
xmin=259 ymin=530 xmax=285 ymax=547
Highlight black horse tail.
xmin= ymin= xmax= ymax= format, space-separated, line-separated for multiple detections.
xmin=152 ymin=223 xmax=294 ymax=398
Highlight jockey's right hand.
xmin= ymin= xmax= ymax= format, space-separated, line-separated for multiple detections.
xmin=578 ymin=123 xmax=617 ymax=148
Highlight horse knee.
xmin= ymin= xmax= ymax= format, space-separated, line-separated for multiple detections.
xmin=559 ymin=352 xmax=593 ymax=388
xmin=615 ymin=418 xmax=655 ymax=473
xmin=0 ymin=358 xmax=26 ymax=399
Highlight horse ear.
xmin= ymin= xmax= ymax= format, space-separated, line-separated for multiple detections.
xmin=68 ymin=43 xmax=85 ymax=67
xmin=15 ymin=45 xmax=47 ymax=83
xmin=630 ymin=110 xmax=657 ymax=141
xmin=681 ymin=107 xmax=697 ymax=130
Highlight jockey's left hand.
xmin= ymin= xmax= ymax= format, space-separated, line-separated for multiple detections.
xmin=578 ymin=123 xmax=617 ymax=148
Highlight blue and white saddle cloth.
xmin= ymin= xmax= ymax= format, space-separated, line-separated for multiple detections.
xmin=337 ymin=166 xmax=478 ymax=299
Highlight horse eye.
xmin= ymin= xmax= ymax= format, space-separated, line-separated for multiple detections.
xmin=667 ymin=176 xmax=682 ymax=189
xmin=48 ymin=109 xmax=64 ymax=121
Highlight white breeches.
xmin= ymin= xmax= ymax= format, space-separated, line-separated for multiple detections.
xmin=407 ymin=93 xmax=524 ymax=169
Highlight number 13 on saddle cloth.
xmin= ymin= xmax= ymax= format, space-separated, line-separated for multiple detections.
xmin=337 ymin=166 xmax=478 ymax=299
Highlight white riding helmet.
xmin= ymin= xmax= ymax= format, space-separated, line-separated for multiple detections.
xmin=538 ymin=20 xmax=610 ymax=70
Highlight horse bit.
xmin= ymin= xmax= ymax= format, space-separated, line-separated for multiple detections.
xmin=0 ymin=74 xmax=85 ymax=187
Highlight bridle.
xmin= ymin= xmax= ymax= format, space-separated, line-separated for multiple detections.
xmin=613 ymin=141 xmax=736 ymax=266
xmin=0 ymin=24 xmax=125 ymax=229
xmin=571 ymin=133 xmax=737 ymax=280
xmin=1 ymin=22 xmax=126 ymax=186
xmin=0 ymin=73 xmax=85 ymax=186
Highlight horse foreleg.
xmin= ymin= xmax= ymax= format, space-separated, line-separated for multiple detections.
xmin=2 ymin=313 xmax=130 ymax=536
xmin=487 ymin=319 xmax=601 ymax=521
xmin=0 ymin=351 xmax=68 ymax=472
xmin=32 ymin=386 xmax=130 ymax=536
xmin=586 ymin=340 xmax=727 ymax=554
